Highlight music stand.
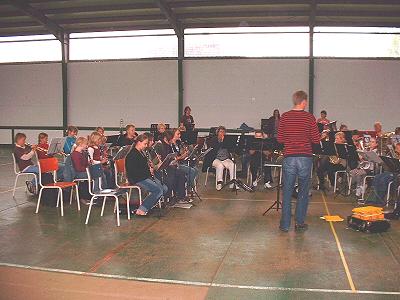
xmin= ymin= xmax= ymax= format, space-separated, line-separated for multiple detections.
xmin=48 ymin=138 xmax=66 ymax=155
xmin=219 ymin=135 xmax=253 ymax=193
xmin=181 ymin=130 xmax=198 ymax=145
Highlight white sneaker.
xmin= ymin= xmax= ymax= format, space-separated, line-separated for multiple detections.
xmin=216 ymin=183 xmax=222 ymax=191
xmin=252 ymin=180 xmax=258 ymax=187
xmin=264 ymin=182 xmax=272 ymax=189
xmin=355 ymin=186 xmax=362 ymax=197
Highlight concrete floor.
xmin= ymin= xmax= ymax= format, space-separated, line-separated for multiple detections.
xmin=0 ymin=147 xmax=399 ymax=299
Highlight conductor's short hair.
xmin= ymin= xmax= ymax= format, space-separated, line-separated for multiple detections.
xmin=292 ymin=90 xmax=308 ymax=105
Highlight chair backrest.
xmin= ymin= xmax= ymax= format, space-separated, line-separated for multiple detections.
xmin=39 ymin=157 xmax=59 ymax=173
xmin=85 ymin=167 xmax=103 ymax=195
xmin=114 ymin=158 xmax=126 ymax=187
xmin=11 ymin=153 xmax=19 ymax=175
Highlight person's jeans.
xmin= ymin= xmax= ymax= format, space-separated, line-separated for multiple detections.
xmin=136 ymin=178 xmax=168 ymax=213
xmin=178 ymin=164 xmax=198 ymax=189
xmin=23 ymin=165 xmax=39 ymax=186
xmin=280 ymin=156 xmax=313 ymax=230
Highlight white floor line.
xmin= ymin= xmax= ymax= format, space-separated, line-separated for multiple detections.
xmin=1 ymin=263 xmax=399 ymax=296
xmin=201 ymin=197 xmax=353 ymax=205
xmin=0 ymin=162 xmax=12 ymax=166
xmin=0 ymin=186 xmax=24 ymax=194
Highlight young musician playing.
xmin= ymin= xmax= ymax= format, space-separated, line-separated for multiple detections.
xmin=154 ymin=131 xmax=191 ymax=207
xmin=265 ymin=109 xmax=280 ymax=138
xmin=374 ymin=121 xmax=384 ymax=138
xmin=180 ymin=106 xmax=195 ymax=131
xmin=349 ymin=137 xmax=378 ymax=197
xmin=317 ymin=110 xmax=330 ymax=127
xmin=95 ymin=127 xmax=105 ymax=136
xmin=278 ymin=91 xmax=320 ymax=232
xmin=71 ymin=137 xmax=89 ymax=180
xmin=88 ymin=132 xmax=112 ymax=189
xmin=118 ymin=124 xmax=138 ymax=146
xmin=37 ymin=132 xmax=65 ymax=180
xmin=170 ymin=128 xmax=199 ymax=194
xmin=63 ymin=126 xmax=78 ymax=154
xmin=13 ymin=133 xmax=38 ymax=194
xmin=205 ymin=126 xmax=237 ymax=191
xmin=125 ymin=134 xmax=168 ymax=216
xmin=155 ymin=123 xmax=167 ymax=141
xmin=317 ymin=131 xmax=347 ymax=190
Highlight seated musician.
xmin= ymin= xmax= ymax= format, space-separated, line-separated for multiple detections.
xmin=117 ymin=124 xmax=138 ymax=146
xmin=150 ymin=132 xmax=190 ymax=207
xmin=170 ymin=128 xmax=199 ymax=195
xmin=317 ymin=131 xmax=347 ymax=190
xmin=204 ymin=126 xmax=237 ymax=191
xmin=154 ymin=123 xmax=167 ymax=141
xmin=248 ymin=130 xmax=273 ymax=189
xmin=180 ymin=106 xmax=195 ymax=131
xmin=374 ymin=121 xmax=384 ymax=138
xmin=63 ymin=126 xmax=78 ymax=154
xmin=339 ymin=124 xmax=349 ymax=131
xmin=88 ymin=132 xmax=112 ymax=189
xmin=317 ymin=110 xmax=330 ymax=128
xmin=13 ymin=132 xmax=39 ymax=194
xmin=349 ymin=137 xmax=378 ymax=197
xmin=95 ymin=126 xmax=105 ymax=136
xmin=125 ymin=134 xmax=168 ymax=216
xmin=37 ymin=132 xmax=65 ymax=180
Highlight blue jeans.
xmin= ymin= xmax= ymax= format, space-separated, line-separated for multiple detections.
xmin=280 ymin=156 xmax=313 ymax=230
xmin=23 ymin=165 xmax=39 ymax=186
xmin=136 ymin=178 xmax=168 ymax=213
xmin=178 ymin=164 xmax=198 ymax=189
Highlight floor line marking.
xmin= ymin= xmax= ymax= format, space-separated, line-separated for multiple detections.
xmin=0 ymin=162 xmax=12 ymax=166
xmin=0 ymin=186 xmax=24 ymax=194
xmin=1 ymin=263 xmax=399 ymax=295
xmin=321 ymin=192 xmax=356 ymax=292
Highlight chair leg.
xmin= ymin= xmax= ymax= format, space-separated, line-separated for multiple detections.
xmin=138 ymin=188 xmax=142 ymax=205
xmin=56 ymin=191 xmax=60 ymax=207
xmin=59 ymin=188 xmax=64 ymax=217
xmin=33 ymin=174 xmax=38 ymax=195
xmin=85 ymin=196 xmax=96 ymax=225
xmin=69 ymin=187 xmax=73 ymax=205
xmin=333 ymin=173 xmax=338 ymax=194
xmin=115 ymin=196 xmax=120 ymax=227
xmin=35 ymin=187 xmax=44 ymax=213
xmin=13 ymin=174 xmax=19 ymax=198
xmin=75 ymin=185 xmax=80 ymax=211
xmin=348 ymin=176 xmax=352 ymax=196
xmin=205 ymin=169 xmax=209 ymax=186
xmin=101 ymin=196 xmax=107 ymax=216
xmin=126 ymin=192 xmax=130 ymax=220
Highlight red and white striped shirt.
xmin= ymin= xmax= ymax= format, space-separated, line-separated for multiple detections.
xmin=277 ymin=110 xmax=320 ymax=157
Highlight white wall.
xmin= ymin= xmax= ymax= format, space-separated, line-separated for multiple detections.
xmin=68 ymin=60 xmax=178 ymax=128
xmin=315 ymin=59 xmax=400 ymax=131
xmin=184 ymin=59 xmax=309 ymax=129
xmin=0 ymin=63 xmax=62 ymax=126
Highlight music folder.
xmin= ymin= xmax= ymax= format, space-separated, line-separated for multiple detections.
xmin=48 ymin=138 xmax=66 ymax=155
xmin=158 ymin=153 xmax=178 ymax=170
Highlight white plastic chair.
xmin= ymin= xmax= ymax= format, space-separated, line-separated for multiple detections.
xmin=11 ymin=153 xmax=38 ymax=198
xmin=84 ymin=167 xmax=130 ymax=227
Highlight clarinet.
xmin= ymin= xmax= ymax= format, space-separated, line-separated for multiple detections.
xmin=143 ymin=150 xmax=156 ymax=182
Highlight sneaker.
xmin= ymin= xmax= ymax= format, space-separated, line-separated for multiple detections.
xmin=295 ymin=223 xmax=308 ymax=232
xmin=216 ymin=183 xmax=223 ymax=191
xmin=172 ymin=202 xmax=192 ymax=209
xmin=25 ymin=181 xmax=34 ymax=194
xmin=264 ymin=181 xmax=272 ymax=189
xmin=279 ymin=226 xmax=289 ymax=232
xmin=80 ymin=199 xmax=91 ymax=206
xmin=355 ymin=186 xmax=362 ymax=197
xmin=252 ymin=180 xmax=258 ymax=187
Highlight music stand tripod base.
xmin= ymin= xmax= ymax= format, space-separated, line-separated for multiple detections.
xmin=263 ymin=164 xmax=283 ymax=215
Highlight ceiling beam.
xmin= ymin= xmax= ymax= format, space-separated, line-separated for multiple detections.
xmin=155 ymin=0 xmax=182 ymax=35
xmin=7 ymin=0 xmax=64 ymax=41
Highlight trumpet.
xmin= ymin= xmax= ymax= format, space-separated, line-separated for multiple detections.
xmin=25 ymin=143 xmax=48 ymax=153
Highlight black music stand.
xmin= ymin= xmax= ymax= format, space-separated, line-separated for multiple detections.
xmin=219 ymin=135 xmax=253 ymax=193
xmin=263 ymin=163 xmax=283 ymax=215
xmin=181 ymin=130 xmax=198 ymax=145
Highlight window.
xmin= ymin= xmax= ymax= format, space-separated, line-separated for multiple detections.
xmin=0 ymin=35 xmax=61 ymax=63
xmin=69 ymin=30 xmax=178 ymax=60
xmin=314 ymin=27 xmax=400 ymax=58
xmin=185 ymin=27 xmax=309 ymax=57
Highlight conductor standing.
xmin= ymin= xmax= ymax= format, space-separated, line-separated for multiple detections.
xmin=277 ymin=91 xmax=320 ymax=232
